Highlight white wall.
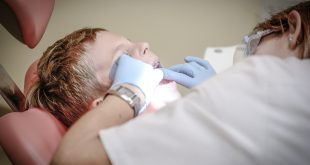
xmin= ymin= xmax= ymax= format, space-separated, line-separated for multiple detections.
xmin=0 ymin=0 xmax=261 ymax=111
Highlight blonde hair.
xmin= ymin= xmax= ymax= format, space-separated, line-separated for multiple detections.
xmin=253 ymin=1 xmax=310 ymax=59
xmin=26 ymin=28 xmax=108 ymax=127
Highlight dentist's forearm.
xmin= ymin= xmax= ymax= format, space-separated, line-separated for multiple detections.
xmin=52 ymin=95 xmax=135 ymax=165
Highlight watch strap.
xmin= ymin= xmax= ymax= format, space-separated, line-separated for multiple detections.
xmin=107 ymin=85 xmax=142 ymax=117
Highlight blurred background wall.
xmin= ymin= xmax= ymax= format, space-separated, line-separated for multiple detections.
xmin=0 ymin=0 xmax=261 ymax=113
xmin=0 ymin=0 xmax=304 ymax=164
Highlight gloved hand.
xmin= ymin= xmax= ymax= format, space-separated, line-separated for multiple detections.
xmin=161 ymin=56 xmax=215 ymax=88
xmin=109 ymin=54 xmax=163 ymax=113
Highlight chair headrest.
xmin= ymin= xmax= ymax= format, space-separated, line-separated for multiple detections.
xmin=0 ymin=108 xmax=66 ymax=164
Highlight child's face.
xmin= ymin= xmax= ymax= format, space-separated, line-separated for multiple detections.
xmin=88 ymin=31 xmax=161 ymax=87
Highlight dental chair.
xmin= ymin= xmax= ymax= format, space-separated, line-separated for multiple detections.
xmin=0 ymin=0 xmax=66 ymax=164
xmin=0 ymin=0 xmax=55 ymax=111
xmin=0 ymin=108 xmax=66 ymax=165
xmin=0 ymin=60 xmax=67 ymax=165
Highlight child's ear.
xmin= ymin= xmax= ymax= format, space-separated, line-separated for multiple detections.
xmin=90 ymin=97 xmax=104 ymax=109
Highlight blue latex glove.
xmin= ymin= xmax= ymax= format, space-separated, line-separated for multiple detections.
xmin=161 ymin=56 xmax=215 ymax=88
xmin=109 ymin=54 xmax=163 ymax=113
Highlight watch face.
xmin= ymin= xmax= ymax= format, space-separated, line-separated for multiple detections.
xmin=110 ymin=85 xmax=142 ymax=116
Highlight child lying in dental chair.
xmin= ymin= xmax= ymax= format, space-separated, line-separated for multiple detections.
xmin=25 ymin=28 xmax=180 ymax=128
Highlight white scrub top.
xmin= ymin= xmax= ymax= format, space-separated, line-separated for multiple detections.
xmin=99 ymin=55 xmax=310 ymax=165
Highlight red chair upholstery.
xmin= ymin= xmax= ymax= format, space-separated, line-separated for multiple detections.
xmin=0 ymin=0 xmax=55 ymax=48
xmin=0 ymin=60 xmax=66 ymax=165
xmin=0 ymin=1 xmax=64 ymax=163
xmin=0 ymin=108 xmax=66 ymax=165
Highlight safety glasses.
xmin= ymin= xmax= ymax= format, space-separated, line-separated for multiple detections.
xmin=243 ymin=29 xmax=273 ymax=56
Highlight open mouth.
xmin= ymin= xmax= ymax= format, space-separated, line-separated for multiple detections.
xmin=152 ymin=61 xmax=162 ymax=69
xmin=153 ymin=61 xmax=171 ymax=85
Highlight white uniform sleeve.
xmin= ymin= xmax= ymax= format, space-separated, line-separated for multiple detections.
xmin=99 ymin=56 xmax=310 ymax=165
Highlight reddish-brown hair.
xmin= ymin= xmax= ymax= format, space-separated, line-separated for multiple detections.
xmin=253 ymin=1 xmax=310 ymax=59
xmin=26 ymin=28 xmax=108 ymax=127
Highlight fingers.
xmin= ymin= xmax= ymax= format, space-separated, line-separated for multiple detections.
xmin=184 ymin=56 xmax=212 ymax=70
xmin=160 ymin=56 xmax=216 ymax=89
xmin=161 ymin=68 xmax=190 ymax=80
xmin=161 ymin=68 xmax=192 ymax=87
xmin=169 ymin=64 xmax=195 ymax=78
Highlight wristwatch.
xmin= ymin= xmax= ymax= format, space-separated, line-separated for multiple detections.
xmin=107 ymin=85 xmax=143 ymax=117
